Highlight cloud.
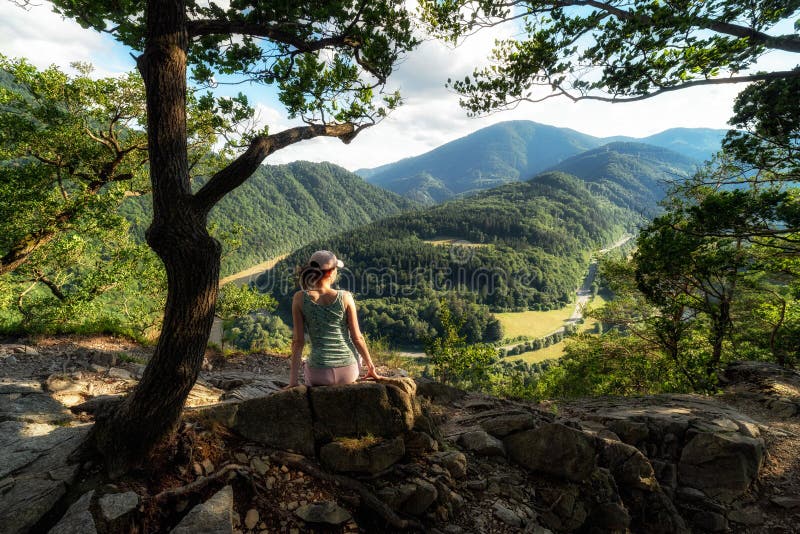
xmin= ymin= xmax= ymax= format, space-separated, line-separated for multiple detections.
xmin=0 ymin=3 xmax=132 ymax=76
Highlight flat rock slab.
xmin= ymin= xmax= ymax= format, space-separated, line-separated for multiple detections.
xmin=0 ymin=422 xmax=89 ymax=534
xmin=0 ymin=382 xmax=72 ymax=424
xmin=99 ymin=491 xmax=139 ymax=521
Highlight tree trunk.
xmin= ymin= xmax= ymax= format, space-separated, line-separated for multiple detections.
xmin=87 ymin=0 xmax=220 ymax=478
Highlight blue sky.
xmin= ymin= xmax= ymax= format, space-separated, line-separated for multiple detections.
xmin=1 ymin=2 xmax=796 ymax=171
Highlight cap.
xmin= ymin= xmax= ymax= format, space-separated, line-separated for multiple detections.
xmin=308 ymin=250 xmax=344 ymax=270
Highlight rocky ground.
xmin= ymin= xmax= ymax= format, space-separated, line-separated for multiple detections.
xmin=1 ymin=336 xmax=799 ymax=533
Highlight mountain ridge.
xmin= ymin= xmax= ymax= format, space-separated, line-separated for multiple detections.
xmin=356 ymin=120 xmax=725 ymax=203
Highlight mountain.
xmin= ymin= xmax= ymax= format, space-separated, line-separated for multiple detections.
xmin=121 ymin=161 xmax=417 ymax=276
xmin=357 ymin=121 xmax=726 ymax=203
xmin=358 ymin=121 xmax=601 ymax=204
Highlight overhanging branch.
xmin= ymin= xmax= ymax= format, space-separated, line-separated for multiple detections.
xmin=516 ymin=69 xmax=800 ymax=105
xmin=193 ymin=122 xmax=370 ymax=211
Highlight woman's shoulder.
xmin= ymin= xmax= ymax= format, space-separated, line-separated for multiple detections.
xmin=292 ymin=290 xmax=306 ymax=303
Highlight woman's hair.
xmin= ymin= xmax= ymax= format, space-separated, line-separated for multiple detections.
xmin=296 ymin=260 xmax=334 ymax=290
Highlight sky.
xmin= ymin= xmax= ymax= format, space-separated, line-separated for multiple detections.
xmin=1 ymin=2 xmax=797 ymax=172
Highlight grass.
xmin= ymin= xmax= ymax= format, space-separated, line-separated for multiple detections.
xmin=503 ymin=293 xmax=609 ymax=364
xmin=334 ymin=434 xmax=380 ymax=451
xmin=496 ymin=306 xmax=575 ymax=340
xmin=506 ymin=343 xmax=567 ymax=364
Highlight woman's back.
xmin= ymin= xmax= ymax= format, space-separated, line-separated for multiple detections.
xmin=301 ymin=289 xmax=357 ymax=368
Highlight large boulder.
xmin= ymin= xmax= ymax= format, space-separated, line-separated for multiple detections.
xmin=678 ymin=431 xmax=765 ymax=502
xmin=458 ymin=430 xmax=505 ymax=457
xmin=319 ymin=436 xmax=405 ymax=474
xmin=480 ymin=412 xmax=537 ymax=438
xmin=233 ymin=386 xmax=314 ymax=456
xmin=310 ymin=380 xmax=415 ymax=441
xmin=599 ymin=439 xmax=659 ymax=492
xmin=504 ymin=423 xmax=596 ymax=482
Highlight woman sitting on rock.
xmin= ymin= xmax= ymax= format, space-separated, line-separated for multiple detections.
xmin=288 ymin=250 xmax=381 ymax=387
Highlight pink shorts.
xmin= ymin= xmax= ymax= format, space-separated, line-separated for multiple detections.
xmin=303 ymin=361 xmax=360 ymax=386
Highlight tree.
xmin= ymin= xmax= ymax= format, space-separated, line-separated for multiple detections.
xmin=421 ymin=0 xmax=799 ymax=113
xmin=216 ymin=283 xmax=277 ymax=352
xmin=424 ymin=300 xmax=498 ymax=388
xmin=17 ymin=0 xmax=419 ymax=476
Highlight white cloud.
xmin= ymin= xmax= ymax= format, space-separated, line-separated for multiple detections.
xmin=0 ymin=3 xmax=130 ymax=76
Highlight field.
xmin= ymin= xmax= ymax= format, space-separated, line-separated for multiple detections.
xmin=496 ymin=306 xmax=575 ymax=340
xmin=219 ymin=253 xmax=290 ymax=287
xmin=502 ymin=294 xmax=607 ymax=364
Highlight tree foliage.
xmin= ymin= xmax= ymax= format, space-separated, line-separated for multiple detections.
xmin=422 ymin=0 xmax=800 ymax=113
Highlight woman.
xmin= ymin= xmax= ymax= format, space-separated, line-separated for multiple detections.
xmin=288 ymin=250 xmax=381 ymax=387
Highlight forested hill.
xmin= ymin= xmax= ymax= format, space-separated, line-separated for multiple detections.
xmin=546 ymin=142 xmax=698 ymax=215
xmin=261 ymin=170 xmax=644 ymax=346
xmin=357 ymin=120 xmax=724 ymax=203
xmin=121 ymin=161 xmax=417 ymax=276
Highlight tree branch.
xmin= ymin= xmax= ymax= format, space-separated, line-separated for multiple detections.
xmin=194 ymin=122 xmax=369 ymax=211
xmin=534 ymin=69 xmax=800 ymax=104
xmin=554 ymin=0 xmax=800 ymax=53
xmin=187 ymin=20 xmax=355 ymax=52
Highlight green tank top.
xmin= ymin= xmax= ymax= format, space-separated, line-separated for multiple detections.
xmin=302 ymin=289 xmax=358 ymax=368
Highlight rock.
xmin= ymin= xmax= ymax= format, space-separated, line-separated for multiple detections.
xmin=605 ymin=419 xmax=650 ymax=445
xmin=185 ymin=401 xmax=239 ymax=429
xmin=504 ymin=423 xmax=596 ymax=482
xmin=0 ymin=422 xmax=89 ymax=534
xmin=251 ymin=457 xmax=268 ymax=476
xmin=727 ymin=506 xmax=764 ymax=526
xmin=414 ymin=380 xmax=467 ymax=404
xmin=201 ymin=459 xmax=215 ymax=474
xmin=493 ymin=503 xmax=523 ymax=527
xmin=678 ymin=431 xmax=764 ymax=502
xmin=310 ymin=381 xmax=416 ymax=441
xmin=99 ymin=491 xmax=139 ymax=521
xmin=320 ymin=436 xmax=404 ymax=474
xmin=599 ymin=438 xmax=659 ymax=491
xmin=244 ymin=509 xmax=259 ymax=530
xmin=48 ymin=490 xmax=97 ymax=534
xmin=430 ymin=450 xmax=467 ymax=479
xmin=401 ymin=479 xmax=438 ymax=515
xmin=480 ymin=412 xmax=537 ymax=437
xmin=588 ymin=502 xmax=631 ymax=531
xmin=458 ymin=430 xmax=506 ymax=456
xmin=692 ymin=511 xmax=728 ymax=532
xmin=0 ymin=382 xmax=73 ymax=424
xmin=771 ymin=496 xmax=800 ymax=509
xmin=89 ymin=352 xmax=117 ymax=368
xmin=403 ymin=431 xmax=437 ymax=455
xmin=294 ymin=501 xmax=351 ymax=525
xmin=171 ymin=485 xmax=233 ymax=534
xmin=107 ymin=367 xmax=134 ymax=380
xmin=233 ymin=386 xmax=315 ymax=456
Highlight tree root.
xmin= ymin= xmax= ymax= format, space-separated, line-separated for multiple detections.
xmin=270 ymin=451 xmax=425 ymax=532
xmin=70 ymin=395 xmax=124 ymax=418
xmin=148 ymin=463 xmax=248 ymax=501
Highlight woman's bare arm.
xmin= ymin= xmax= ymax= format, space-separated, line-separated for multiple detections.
xmin=289 ymin=291 xmax=305 ymax=387
xmin=344 ymin=291 xmax=380 ymax=378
